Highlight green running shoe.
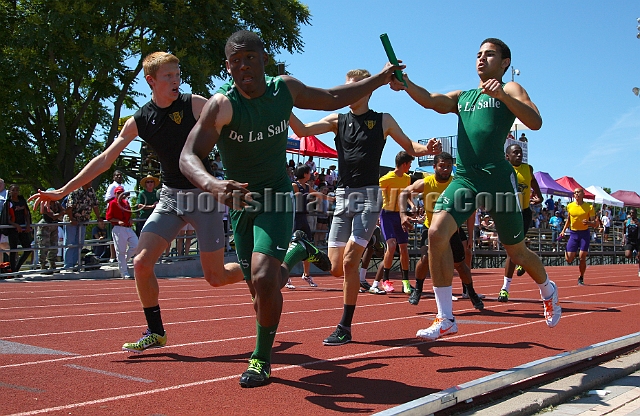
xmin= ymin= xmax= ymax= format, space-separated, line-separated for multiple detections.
xmin=122 ymin=329 xmax=167 ymax=353
xmin=497 ymin=289 xmax=509 ymax=302
xmin=239 ymin=358 xmax=271 ymax=388
xmin=292 ymin=230 xmax=331 ymax=272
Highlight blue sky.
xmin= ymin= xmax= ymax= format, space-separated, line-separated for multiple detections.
xmin=126 ymin=1 xmax=640 ymax=194
xmin=273 ymin=0 xmax=640 ymax=194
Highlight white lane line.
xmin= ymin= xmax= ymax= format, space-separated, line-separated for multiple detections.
xmin=7 ymin=302 xmax=640 ymax=416
xmin=64 ymin=364 xmax=153 ymax=383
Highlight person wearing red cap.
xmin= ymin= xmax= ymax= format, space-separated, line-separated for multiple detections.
xmin=106 ymin=186 xmax=138 ymax=279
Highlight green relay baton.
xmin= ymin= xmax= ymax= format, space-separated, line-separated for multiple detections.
xmin=380 ymin=33 xmax=407 ymax=87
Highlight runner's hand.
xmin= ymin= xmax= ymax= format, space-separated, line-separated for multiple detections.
xmin=481 ymin=79 xmax=506 ymax=100
xmin=207 ymin=179 xmax=251 ymax=209
xmin=426 ymin=138 xmax=442 ymax=155
xmin=28 ymin=189 xmax=66 ymax=213
xmin=379 ymin=61 xmax=406 ymax=85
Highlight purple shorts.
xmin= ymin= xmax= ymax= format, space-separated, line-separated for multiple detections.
xmin=380 ymin=210 xmax=409 ymax=245
xmin=566 ymin=229 xmax=591 ymax=253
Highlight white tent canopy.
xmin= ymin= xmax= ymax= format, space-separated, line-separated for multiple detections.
xmin=584 ymin=186 xmax=625 ymax=207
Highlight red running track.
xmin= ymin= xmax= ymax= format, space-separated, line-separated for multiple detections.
xmin=1 ymin=264 xmax=639 ymax=415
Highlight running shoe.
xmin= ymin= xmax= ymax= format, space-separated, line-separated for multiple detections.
xmin=516 ymin=265 xmax=526 ymax=276
xmin=323 ymin=325 xmax=352 ymax=346
xmin=408 ymin=289 xmax=422 ymax=305
xmin=239 ymin=358 xmax=271 ymax=388
xmin=302 ymin=274 xmax=317 ymax=287
xmin=381 ymin=280 xmax=395 ymax=293
xmin=402 ymin=280 xmax=412 ymax=294
xmin=122 ymin=329 xmax=167 ymax=353
xmin=497 ymin=289 xmax=509 ymax=302
xmin=461 ymin=291 xmax=486 ymax=299
xmin=416 ymin=318 xmax=458 ymax=341
xmin=369 ymin=286 xmax=387 ymax=295
xmin=285 ymin=279 xmax=296 ymax=290
xmin=542 ymin=281 xmax=561 ymax=328
xmin=360 ymin=280 xmax=372 ymax=291
xmin=577 ymin=276 xmax=584 ymax=286
xmin=292 ymin=230 xmax=331 ymax=272
xmin=468 ymin=291 xmax=485 ymax=310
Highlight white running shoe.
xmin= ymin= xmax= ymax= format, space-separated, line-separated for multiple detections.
xmin=416 ymin=318 xmax=458 ymax=341
xmin=285 ymin=279 xmax=296 ymax=290
xmin=302 ymin=274 xmax=317 ymax=287
xmin=542 ymin=281 xmax=561 ymax=328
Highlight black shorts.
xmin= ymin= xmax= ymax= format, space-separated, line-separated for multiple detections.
xmin=603 ymin=226 xmax=610 ymax=235
xmin=624 ymin=242 xmax=638 ymax=252
xmin=421 ymin=228 xmax=466 ymax=264
xmin=522 ymin=207 xmax=533 ymax=234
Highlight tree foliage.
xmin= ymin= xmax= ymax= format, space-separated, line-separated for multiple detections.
xmin=1 ymin=0 xmax=310 ymax=189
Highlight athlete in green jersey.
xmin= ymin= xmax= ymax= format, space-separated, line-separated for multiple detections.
xmin=391 ymin=38 xmax=561 ymax=340
xmin=180 ymin=30 xmax=403 ymax=388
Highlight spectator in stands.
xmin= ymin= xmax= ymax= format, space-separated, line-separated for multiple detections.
xmin=7 ymin=184 xmax=33 ymax=273
xmin=313 ymin=185 xmax=331 ymax=246
xmin=105 ymin=170 xmax=125 ymax=202
xmin=36 ymin=188 xmax=63 ymax=273
xmin=91 ymin=218 xmax=110 ymax=260
xmin=177 ymin=224 xmax=196 ymax=259
xmin=136 ymin=174 xmax=160 ymax=236
xmin=506 ymin=132 xmax=515 ymax=140
xmin=619 ymin=210 xmax=627 ymax=222
xmin=325 ymin=165 xmax=337 ymax=190
xmin=291 ymin=164 xmax=317 ymax=288
xmin=64 ymin=182 xmax=103 ymax=271
xmin=549 ymin=211 xmax=564 ymax=244
xmin=104 ymin=170 xmax=124 ymax=263
xmin=106 ymin=186 xmax=138 ymax=279
xmin=544 ymin=195 xmax=555 ymax=212
xmin=480 ymin=214 xmax=499 ymax=249
xmin=601 ymin=210 xmax=611 ymax=242
xmin=305 ymin=155 xmax=316 ymax=174
xmin=519 ymin=133 xmax=528 ymax=142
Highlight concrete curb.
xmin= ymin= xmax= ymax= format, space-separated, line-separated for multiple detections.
xmin=462 ymin=348 xmax=640 ymax=416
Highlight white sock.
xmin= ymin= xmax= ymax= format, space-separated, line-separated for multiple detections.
xmin=359 ymin=268 xmax=367 ymax=282
xmin=502 ymin=276 xmax=512 ymax=292
xmin=537 ymin=277 xmax=554 ymax=299
xmin=433 ymin=286 xmax=454 ymax=320
xmin=372 ymin=280 xmax=379 ymax=288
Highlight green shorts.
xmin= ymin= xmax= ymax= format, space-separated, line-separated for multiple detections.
xmin=434 ymin=161 xmax=525 ymax=246
xmin=230 ymin=200 xmax=294 ymax=281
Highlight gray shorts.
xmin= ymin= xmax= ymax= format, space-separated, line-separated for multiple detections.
xmin=328 ymin=186 xmax=381 ymax=248
xmin=141 ymin=186 xmax=225 ymax=252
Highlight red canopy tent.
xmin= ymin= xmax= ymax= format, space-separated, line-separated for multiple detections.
xmin=611 ymin=190 xmax=640 ymax=208
xmin=555 ymin=176 xmax=595 ymax=199
xmin=287 ymin=134 xmax=338 ymax=158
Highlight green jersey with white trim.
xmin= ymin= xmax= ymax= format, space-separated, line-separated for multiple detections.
xmin=456 ymin=87 xmax=516 ymax=167
xmin=217 ymin=76 xmax=294 ymax=195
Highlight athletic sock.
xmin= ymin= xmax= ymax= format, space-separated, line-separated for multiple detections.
xmin=537 ymin=276 xmax=554 ymax=299
xmin=359 ymin=267 xmax=367 ymax=282
xmin=462 ymin=282 xmax=476 ymax=296
xmin=433 ymin=286 xmax=454 ymax=320
xmin=338 ymin=304 xmax=356 ymax=328
xmin=415 ymin=279 xmax=424 ymax=292
xmin=250 ymin=321 xmax=278 ymax=363
xmin=502 ymin=276 xmax=512 ymax=292
xmin=372 ymin=280 xmax=379 ymax=288
xmin=143 ymin=305 xmax=165 ymax=335
xmin=283 ymin=241 xmax=308 ymax=269
xmin=401 ymin=269 xmax=409 ymax=281
xmin=382 ymin=268 xmax=390 ymax=281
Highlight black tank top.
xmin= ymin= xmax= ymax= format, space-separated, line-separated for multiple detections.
xmin=335 ymin=110 xmax=386 ymax=188
xmin=134 ymin=93 xmax=211 ymax=189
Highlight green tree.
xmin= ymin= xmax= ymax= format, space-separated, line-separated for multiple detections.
xmin=1 ymin=0 xmax=310 ymax=189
